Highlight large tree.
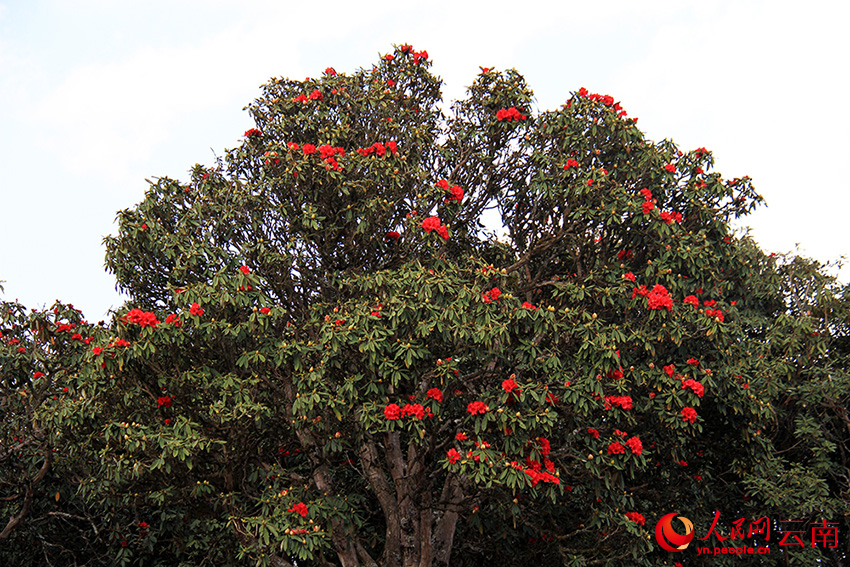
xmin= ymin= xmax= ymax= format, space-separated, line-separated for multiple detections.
xmin=2 ymin=45 xmax=848 ymax=566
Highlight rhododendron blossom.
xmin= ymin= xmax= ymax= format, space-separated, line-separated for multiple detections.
xmin=447 ymin=448 xmax=461 ymax=464
xmin=608 ymin=442 xmax=626 ymax=455
xmin=426 ymin=388 xmax=443 ymax=402
xmin=626 ymin=512 xmax=646 ymax=525
xmin=625 ymin=436 xmax=643 ymax=455
xmin=467 ymin=401 xmax=489 ymax=415
xmin=288 ymin=502 xmax=308 ymax=517
xmin=681 ymin=407 xmax=698 ymax=423
xmin=384 ymin=403 xmax=402 ymax=420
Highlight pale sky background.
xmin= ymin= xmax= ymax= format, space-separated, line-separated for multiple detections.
xmin=1 ymin=0 xmax=848 ymax=320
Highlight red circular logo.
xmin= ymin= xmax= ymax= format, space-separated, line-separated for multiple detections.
xmin=655 ymin=512 xmax=694 ymax=552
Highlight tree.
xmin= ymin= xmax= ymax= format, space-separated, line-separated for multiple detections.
xmin=2 ymin=45 xmax=848 ymax=566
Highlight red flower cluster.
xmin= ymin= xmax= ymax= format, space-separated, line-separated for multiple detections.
xmin=422 ymin=216 xmax=449 ymax=240
xmin=587 ymin=428 xmax=600 ymax=439
xmin=563 ymin=158 xmax=579 ymax=170
xmin=384 ymin=403 xmax=402 ymax=420
xmin=401 ymin=403 xmax=425 ymax=420
xmin=608 ymin=442 xmax=626 ymax=455
xmin=482 ymin=287 xmax=501 ymax=303
xmin=646 ymin=284 xmax=673 ymax=311
xmin=625 ymin=512 xmax=646 ymax=525
xmin=260 ymin=307 xmax=271 ymax=315
xmin=157 ymin=396 xmax=172 ymax=409
xmin=625 ymin=436 xmax=643 ymax=455
xmin=538 ymin=437 xmax=551 ymax=456
xmin=243 ymin=128 xmax=262 ymax=138
xmin=664 ymin=163 xmax=677 ymax=173
xmin=356 ymin=141 xmax=397 ymax=157
xmin=426 ymin=388 xmax=443 ymax=402
xmin=324 ymin=67 xmax=336 ymax=76
xmin=239 ymin=265 xmax=250 ymax=275
xmin=604 ymin=395 xmax=633 ymax=410
xmin=292 ymin=89 xmax=323 ymax=103
xmin=502 ymin=377 xmax=520 ymax=393
xmin=447 ymin=448 xmax=461 ymax=464
xmin=496 ymin=106 xmax=527 ymax=121
xmin=663 ymin=364 xmax=676 ymax=378
xmin=436 ymin=179 xmax=464 ymax=202
xmin=681 ymin=406 xmax=698 ymax=423
xmin=659 ymin=210 xmax=683 ymax=225
xmin=385 ymin=230 xmax=401 ymax=241
xmin=521 ymin=301 xmax=537 ymax=310
xmin=456 ymin=432 xmax=467 ymax=441
xmin=288 ymin=502 xmax=308 ymax=517
xmin=617 ymin=249 xmax=633 ymax=261
xmin=682 ymin=379 xmax=705 ymax=397
xmin=623 ymin=272 xmax=635 ymax=282
xmin=467 ymin=401 xmax=489 ymax=415
xmin=123 ymin=308 xmax=159 ymax=328
xmin=687 ymin=358 xmax=699 ymax=366
xmin=524 ymin=468 xmax=559 ymax=486
xmin=190 ymin=303 xmax=204 ymax=316
xmin=164 ymin=314 xmax=182 ymax=327
xmin=683 ymin=295 xmax=699 ymax=308
xmin=705 ymin=307 xmax=725 ymax=321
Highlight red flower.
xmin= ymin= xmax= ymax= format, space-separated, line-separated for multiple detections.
xmin=292 ymin=94 xmax=308 ymax=103
xmin=483 ymin=287 xmax=501 ymax=303
xmin=123 ymin=308 xmax=160 ymax=328
xmin=426 ymin=388 xmax=443 ymax=402
xmin=681 ymin=406 xmax=698 ymax=423
xmin=138 ymin=521 xmax=149 ymax=529
xmin=33 ymin=371 xmax=45 ymax=379
xmin=521 ymin=301 xmax=537 ymax=310
xmin=625 ymin=512 xmax=646 ymax=525
xmin=243 ymin=128 xmax=262 ymax=138
xmin=642 ymin=201 xmax=655 ymax=215
xmin=421 ymin=216 xmax=449 ymax=240
xmin=623 ymin=272 xmax=635 ymax=282
xmin=663 ymin=364 xmax=675 ymax=378
xmin=639 ymin=188 xmax=653 ymax=201
xmin=384 ymin=403 xmax=402 ymax=420
xmin=190 ymin=303 xmax=204 ymax=316
xmin=538 ymin=437 xmax=551 ymax=457
xmin=563 ymin=158 xmax=579 ymax=170
xmin=387 ymin=141 xmax=397 ymax=154
xmin=682 ymin=379 xmax=705 ymax=398
xmin=646 ymin=284 xmax=673 ymax=310
xmin=625 ymin=436 xmax=643 ymax=455
xmin=678 ymin=460 xmax=688 ymax=467
xmin=455 ymin=432 xmax=467 ymax=441
xmin=157 ymin=396 xmax=172 ymax=409
xmin=92 ymin=347 xmax=103 ymax=355
xmin=386 ymin=79 xmax=395 ymax=87
xmin=664 ymin=164 xmax=676 ymax=173
xmin=384 ymin=54 xmax=393 ymax=61
xmin=608 ymin=442 xmax=626 ymax=455
xmin=302 ymin=143 xmax=316 ymax=155
xmin=308 ymin=89 xmax=322 ymax=101
xmin=288 ymin=502 xmax=309 ymax=517
xmin=687 ymin=357 xmax=699 ymax=366
xmin=447 ymin=448 xmax=461 ymax=464
xmin=239 ymin=265 xmax=250 ymax=275
xmin=467 ymin=401 xmax=489 ymax=415
xmin=385 ymin=231 xmax=401 ymax=240
xmin=683 ymin=295 xmax=699 ymax=308
xmin=324 ymin=67 xmax=336 ymax=76
xmin=605 ymin=396 xmax=633 ymax=410
xmin=401 ymin=403 xmax=425 ymax=420
xmin=587 ymin=428 xmax=600 ymax=439
xmin=495 ymin=106 xmax=528 ymax=121
xmin=259 ymin=307 xmax=271 ymax=315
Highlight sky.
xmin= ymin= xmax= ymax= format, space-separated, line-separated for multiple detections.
xmin=1 ymin=0 xmax=848 ymax=321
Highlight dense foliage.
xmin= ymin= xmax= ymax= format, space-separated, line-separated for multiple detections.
xmin=2 ymin=45 xmax=848 ymax=566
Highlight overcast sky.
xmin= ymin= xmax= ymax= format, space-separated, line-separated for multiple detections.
xmin=1 ymin=0 xmax=848 ymax=320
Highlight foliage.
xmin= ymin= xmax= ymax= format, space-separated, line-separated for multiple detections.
xmin=2 ymin=46 xmax=848 ymax=566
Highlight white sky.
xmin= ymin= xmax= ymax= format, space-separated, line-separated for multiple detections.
xmin=1 ymin=0 xmax=848 ymax=320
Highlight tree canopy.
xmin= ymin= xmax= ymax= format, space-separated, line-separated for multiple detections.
xmin=2 ymin=45 xmax=849 ymax=567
